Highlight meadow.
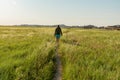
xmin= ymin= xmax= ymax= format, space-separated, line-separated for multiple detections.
xmin=0 ymin=27 xmax=55 ymax=80
xmin=60 ymin=28 xmax=120 ymax=80
xmin=0 ymin=26 xmax=120 ymax=80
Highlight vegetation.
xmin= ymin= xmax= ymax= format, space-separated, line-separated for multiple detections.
xmin=60 ymin=28 xmax=120 ymax=80
xmin=0 ymin=27 xmax=55 ymax=80
xmin=0 ymin=26 xmax=120 ymax=80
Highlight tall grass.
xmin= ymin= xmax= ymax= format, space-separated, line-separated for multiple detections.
xmin=0 ymin=27 xmax=120 ymax=80
xmin=60 ymin=29 xmax=120 ymax=80
xmin=0 ymin=27 xmax=55 ymax=80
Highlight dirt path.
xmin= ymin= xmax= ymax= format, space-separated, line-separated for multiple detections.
xmin=53 ymin=43 xmax=62 ymax=80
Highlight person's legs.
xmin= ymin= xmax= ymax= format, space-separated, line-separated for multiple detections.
xmin=55 ymin=34 xmax=60 ymax=47
xmin=56 ymin=38 xmax=59 ymax=43
xmin=56 ymin=38 xmax=59 ymax=46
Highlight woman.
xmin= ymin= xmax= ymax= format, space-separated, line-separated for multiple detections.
xmin=54 ymin=25 xmax=63 ymax=43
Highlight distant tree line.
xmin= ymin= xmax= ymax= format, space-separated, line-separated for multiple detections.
xmin=0 ymin=24 xmax=120 ymax=30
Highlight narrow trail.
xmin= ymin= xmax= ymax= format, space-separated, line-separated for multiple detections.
xmin=53 ymin=43 xmax=62 ymax=80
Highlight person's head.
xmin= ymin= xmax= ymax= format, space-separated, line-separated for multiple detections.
xmin=57 ymin=25 xmax=60 ymax=28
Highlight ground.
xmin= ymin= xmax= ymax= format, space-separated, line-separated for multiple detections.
xmin=0 ymin=26 xmax=120 ymax=80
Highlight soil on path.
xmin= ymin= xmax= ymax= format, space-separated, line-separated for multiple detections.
xmin=53 ymin=43 xmax=62 ymax=80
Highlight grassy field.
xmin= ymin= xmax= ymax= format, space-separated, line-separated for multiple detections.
xmin=0 ymin=27 xmax=55 ymax=80
xmin=0 ymin=26 xmax=120 ymax=80
xmin=60 ymin=28 xmax=120 ymax=80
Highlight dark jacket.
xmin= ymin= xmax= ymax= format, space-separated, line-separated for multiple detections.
xmin=54 ymin=26 xmax=63 ymax=36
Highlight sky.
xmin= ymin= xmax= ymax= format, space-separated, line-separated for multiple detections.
xmin=0 ymin=0 xmax=120 ymax=26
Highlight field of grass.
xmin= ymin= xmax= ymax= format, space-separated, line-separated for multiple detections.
xmin=0 ymin=26 xmax=120 ymax=80
xmin=0 ymin=27 xmax=55 ymax=80
xmin=60 ymin=28 xmax=120 ymax=80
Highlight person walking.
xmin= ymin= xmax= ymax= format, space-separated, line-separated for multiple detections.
xmin=54 ymin=25 xmax=63 ymax=44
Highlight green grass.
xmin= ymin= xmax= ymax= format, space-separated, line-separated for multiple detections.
xmin=60 ymin=29 xmax=120 ymax=80
xmin=0 ymin=27 xmax=55 ymax=80
xmin=0 ymin=27 xmax=120 ymax=80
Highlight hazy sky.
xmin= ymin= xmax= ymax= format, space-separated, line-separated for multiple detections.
xmin=0 ymin=0 xmax=120 ymax=26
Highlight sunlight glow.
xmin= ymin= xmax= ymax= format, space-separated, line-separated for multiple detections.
xmin=0 ymin=0 xmax=120 ymax=26
xmin=12 ymin=0 xmax=17 ymax=6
